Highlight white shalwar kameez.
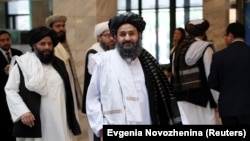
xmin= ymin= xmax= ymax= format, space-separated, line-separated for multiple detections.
xmin=5 ymin=52 xmax=74 ymax=141
xmin=172 ymin=38 xmax=220 ymax=125
xmin=86 ymin=48 xmax=152 ymax=137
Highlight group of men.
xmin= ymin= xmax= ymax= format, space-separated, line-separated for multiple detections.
xmin=1 ymin=11 xmax=250 ymax=141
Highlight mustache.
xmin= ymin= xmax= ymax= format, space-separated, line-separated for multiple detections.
xmin=58 ymin=31 xmax=65 ymax=34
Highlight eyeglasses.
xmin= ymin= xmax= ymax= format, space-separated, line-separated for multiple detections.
xmin=101 ymin=34 xmax=112 ymax=38
xmin=221 ymin=34 xmax=227 ymax=39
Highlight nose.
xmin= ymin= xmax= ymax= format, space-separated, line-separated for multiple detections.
xmin=124 ymin=33 xmax=131 ymax=41
xmin=110 ymin=37 xmax=115 ymax=42
xmin=44 ymin=43 xmax=53 ymax=49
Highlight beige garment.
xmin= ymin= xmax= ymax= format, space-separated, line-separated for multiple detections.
xmin=54 ymin=42 xmax=82 ymax=110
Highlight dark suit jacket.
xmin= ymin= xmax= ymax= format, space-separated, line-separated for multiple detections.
xmin=208 ymin=41 xmax=250 ymax=118
xmin=0 ymin=48 xmax=22 ymax=139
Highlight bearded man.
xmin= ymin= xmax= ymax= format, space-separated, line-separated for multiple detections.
xmin=45 ymin=14 xmax=82 ymax=111
xmin=86 ymin=12 xmax=181 ymax=141
xmin=82 ymin=21 xmax=115 ymax=141
xmin=5 ymin=26 xmax=81 ymax=141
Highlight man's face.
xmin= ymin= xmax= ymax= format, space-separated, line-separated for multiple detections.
xmin=222 ymin=31 xmax=233 ymax=46
xmin=97 ymin=30 xmax=115 ymax=51
xmin=51 ymin=21 xmax=66 ymax=42
xmin=116 ymin=23 xmax=142 ymax=60
xmin=33 ymin=36 xmax=54 ymax=64
xmin=0 ymin=33 xmax=11 ymax=51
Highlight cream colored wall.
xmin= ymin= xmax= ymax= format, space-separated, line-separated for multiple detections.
xmin=51 ymin=1 xmax=117 ymax=141
xmin=52 ymin=0 xmax=117 ymax=91
xmin=50 ymin=0 xmax=232 ymax=100
xmin=204 ymin=0 xmax=230 ymax=51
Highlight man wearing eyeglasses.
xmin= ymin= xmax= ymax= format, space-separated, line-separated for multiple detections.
xmin=208 ymin=22 xmax=250 ymax=125
xmin=82 ymin=21 xmax=115 ymax=141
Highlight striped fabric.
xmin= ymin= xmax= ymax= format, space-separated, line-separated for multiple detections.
xmin=139 ymin=49 xmax=181 ymax=125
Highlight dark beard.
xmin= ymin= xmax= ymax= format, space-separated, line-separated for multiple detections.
xmin=58 ymin=32 xmax=66 ymax=42
xmin=117 ymin=40 xmax=142 ymax=60
xmin=35 ymin=49 xmax=54 ymax=64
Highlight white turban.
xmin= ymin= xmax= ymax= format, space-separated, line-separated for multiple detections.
xmin=94 ymin=21 xmax=109 ymax=39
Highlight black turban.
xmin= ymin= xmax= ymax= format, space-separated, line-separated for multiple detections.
xmin=108 ymin=12 xmax=146 ymax=36
xmin=185 ymin=19 xmax=209 ymax=36
xmin=28 ymin=26 xmax=59 ymax=49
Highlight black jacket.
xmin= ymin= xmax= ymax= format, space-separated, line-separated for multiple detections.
xmin=208 ymin=41 xmax=250 ymax=118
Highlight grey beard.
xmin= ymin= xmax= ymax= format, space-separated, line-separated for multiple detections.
xmin=117 ymin=40 xmax=142 ymax=60
xmin=100 ymin=42 xmax=111 ymax=51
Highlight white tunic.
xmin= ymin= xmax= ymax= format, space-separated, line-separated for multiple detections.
xmin=172 ymin=38 xmax=220 ymax=124
xmin=86 ymin=49 xmax=151 ymax=137
xmin=5 ymin=53 xmax=74 ymax=141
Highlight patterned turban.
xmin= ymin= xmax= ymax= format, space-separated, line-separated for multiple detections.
xmin=28 ymin=26 xmax=59 ymax=49
xmin=94 ymin=21 xmax=109 ymax=39
xmin=45 ymin=14 xmax=67 ymax=27
xmin=108 ymin=12 xmax=146 ymax=36
xmin=185 ymin=19 xmax=209 ymax=36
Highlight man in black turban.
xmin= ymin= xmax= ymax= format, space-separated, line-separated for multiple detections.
xmin=5 ymin=26 xmax=81 ymax=140
xmin=28 ymin=26 xmax=58 ymax=49
xmin=86 ymin=12 xmax=181 ymax=141
xmin=27 ymin=26 xmax=59 ymax=64
xmin=185 ymin=19 xmax=210 ymax=39
xmin=171 ymin=19 xmax=220 ymax=125
xmin=108 ymin=12 xmax=146 ymax=36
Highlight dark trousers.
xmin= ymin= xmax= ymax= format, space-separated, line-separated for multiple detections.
xmin=221 ymin=116 xmax=250 ymax=125
xmin=93 ymin=134 xmax=100 ymax=141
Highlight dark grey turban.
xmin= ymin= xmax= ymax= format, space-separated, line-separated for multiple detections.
xmin=108 ymin=12 xmax=146 ymax=36
xmin=185 ymin=19 xmax=209 ymax=36
xmin=28 ymin=26 xmax=59 ymax=48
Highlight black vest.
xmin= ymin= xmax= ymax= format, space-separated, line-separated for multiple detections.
xmin=172 ymin=39 xmax=217 ymax=108
xmin=12 ymin=57 xmax=81 ymax=137
xmin=12 ymin=64 xmax=42 ymax=137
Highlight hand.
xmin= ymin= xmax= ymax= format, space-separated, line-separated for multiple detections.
xmin=21 ymin=112 xmax=35 ymax=128
xmin=100 ymin=129 xmax=103 ymax=141
xmin=215 ymin=106 xmax=219 ymax=112
xmin=4 ymin=64 xmax=10 ymax=74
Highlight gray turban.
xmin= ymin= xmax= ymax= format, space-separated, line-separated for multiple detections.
xmin=185 ymin=19 xmax=209 ymax=36
xmin=45 ymin=14 xmax=67 ymax=27
xmin=108 ymin=12 xmax=146 ymax=36
xmin=28 ymin=26 xmax=59 ymax=49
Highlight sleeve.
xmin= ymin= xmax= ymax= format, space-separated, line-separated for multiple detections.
xmin=207 ymin=53 xmax=220 ymax=92
xmin=203 ymin=48 xmax=219 ymax=103
xmin=86 ymin=62 xmax=103 ymax=137
xmin=5 ymin=64 xmax=30 ymax=122
xmin=203 ymin=47 xmax=214 ymax=79
xmin=87 ymin=53 xmax=97 ymax=75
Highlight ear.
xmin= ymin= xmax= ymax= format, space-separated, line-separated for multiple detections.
xmin=139 ymin=32 xmax=142 ymax=39
xmin=97 ymin=35 xmax=101 ymax=42
xmin=228 ymin=33 xmax=234 ymax=39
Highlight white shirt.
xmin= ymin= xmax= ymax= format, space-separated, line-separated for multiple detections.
xmin=86 ymin=49 xmax=151 ymax=137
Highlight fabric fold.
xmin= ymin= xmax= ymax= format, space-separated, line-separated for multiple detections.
xmin=111 ymin=49 xmax=143 ymax=123
xmin=15 ymin=52 xmax=47 ymax=96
